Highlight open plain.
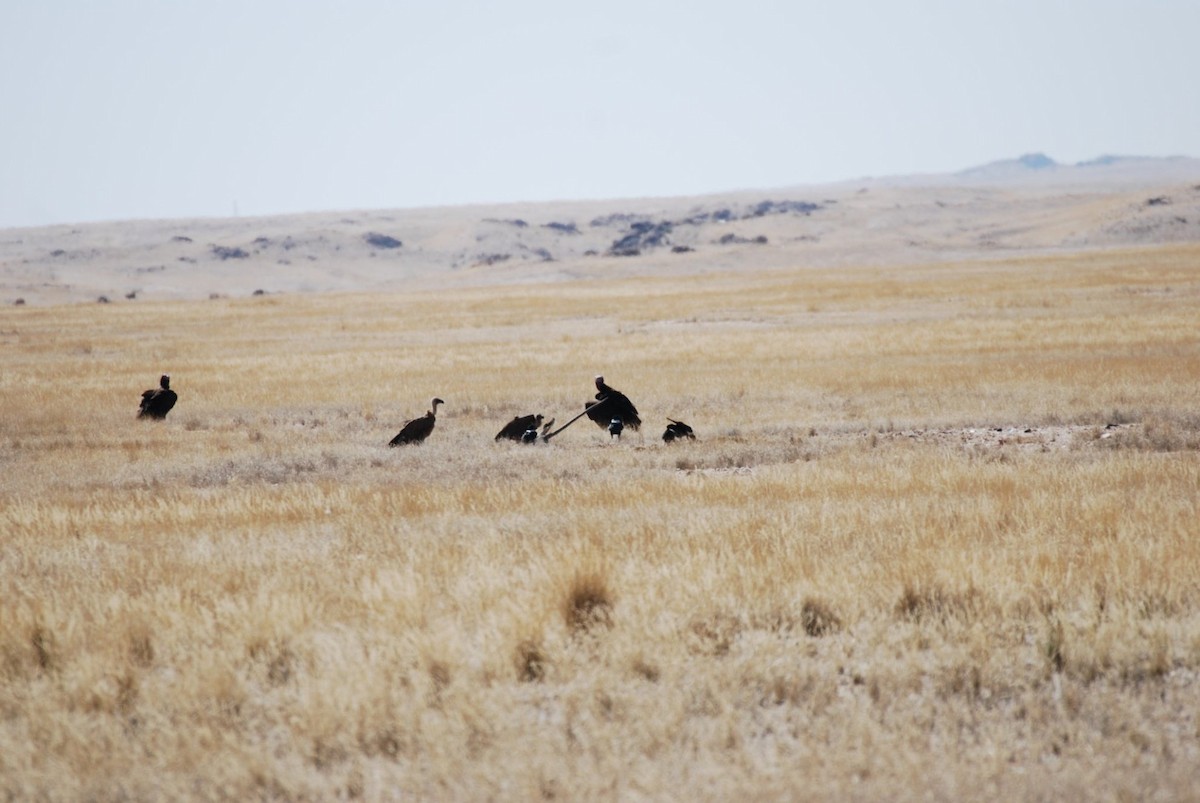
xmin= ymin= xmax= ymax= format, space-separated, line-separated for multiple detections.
xmin=2 ymin=160 xmax=1200 ymax=800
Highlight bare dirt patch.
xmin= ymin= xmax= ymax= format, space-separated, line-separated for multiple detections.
xmin=872 ymin=422 xmax=1139 ymax=453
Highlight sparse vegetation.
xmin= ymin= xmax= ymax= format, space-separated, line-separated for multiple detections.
xmin=1 ymin=245 xmax=1199 ymax=800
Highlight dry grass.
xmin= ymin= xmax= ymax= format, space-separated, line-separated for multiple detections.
xmin=2 ymin=244 xmax=1199 ymax=800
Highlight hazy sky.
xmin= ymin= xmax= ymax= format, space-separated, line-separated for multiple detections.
xmin=2 ymin=1 xmax=1198 ymax=228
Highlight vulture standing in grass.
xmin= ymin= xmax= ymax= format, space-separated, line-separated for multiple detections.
xmin=389 ymin=397 xmax=444 ymax=446
xmin=585 ymin=375 xmax=641 ymax=432
xmin=138 ymin=374 xmax=177 ymax=420
xmin=662 ymin=418 xmax=695 ymax=442
xmin=495 ymin=413 xmax=544 ymax=442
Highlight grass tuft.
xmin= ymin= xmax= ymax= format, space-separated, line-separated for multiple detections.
xmin=30 ymin=626 xmax=55 ymax=672
xmin=688 ymin=613 xmax=742 ymax=656
xmin=563 ymin=572 xmax=614 ymax=635
xmin=515 ymin=640 xmax=548 ymax=683
xmin=895 ymin=582 xmax=981 ymax=624
xmin=1045 ymin=618 xmax=1067 ymax=675
xmin=800 ymin=596 xmax=842 ymax=637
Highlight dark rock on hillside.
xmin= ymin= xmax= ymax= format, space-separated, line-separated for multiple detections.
xmin=590 ymin=212 xmax=646 ymax=228
xmin=484 ymin=218 xmax=529 ymax=228
xmin=750 ymin=200 xmax=820 ymax=217
xmin=591 ymin=199 xmax=824 ymax=256
xmin=476 ymin=253 xmax=511 ymax=266
xmin=211 ymin=245 xmax=249 ymax=260
xmin=609 ymin=220 xmax=673 ymax=254
xmin=543 ymin=221 xmax=580 ymax=235
xmin=681 ymin=208 xmax=736 ymax=225
xmin=717 ymin=233 xmax=768 ymax=245
xmin=522 ymin=246 xmax=554 ymax=262
xmin=364 ymin=232 xmax=404 ymax=249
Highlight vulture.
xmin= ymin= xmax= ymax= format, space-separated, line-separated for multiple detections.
xmin=389 ymin=397 xmax=444 ymax=446
xmin=585 ymin=375 xmax=641 ymax=432
xmin=496 ymin=413 xmax=544 ymax=442
xmin=663 ymin=418 xmax=695 ymax=443
xmin=522 ymin=417 xmax=555 ymax=444
xmin=138 ymin=374 xmax=177 ymax=420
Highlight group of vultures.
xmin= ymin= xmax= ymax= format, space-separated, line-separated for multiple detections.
xmin=139 ymin=374 xmax=695 ymax=445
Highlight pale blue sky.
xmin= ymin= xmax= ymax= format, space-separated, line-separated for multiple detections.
xmin=2 ymin=1 xmax=1197 ymax=228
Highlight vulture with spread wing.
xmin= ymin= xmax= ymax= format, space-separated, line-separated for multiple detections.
xmin=495 ymin=413 xmax=544 ymax=442
xmin=584 ymin=375 xmax=641 ymax=432
xmin=662 ymin=418 xmax=695 ymax=442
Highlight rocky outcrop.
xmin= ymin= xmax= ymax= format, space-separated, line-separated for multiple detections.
xmin=364 ymin=232 xmax=403 ymax=249
xmin=211 ymin=245 xmax=249 ymax=260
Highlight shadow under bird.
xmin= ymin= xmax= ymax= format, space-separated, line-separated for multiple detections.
xmin=389 ymin=397 xmax=444 ymax=446
xmin=495 ymin=413 xmax=544 ymax=442
xmin=662 ymin=418 xmax=695 ymax=442
xmin=608 ymin=417 xmax=624 ymax=440
xmin=138 ymin=374 xmax=177 ymax=420
xmin=585 ymin=375 xmax=641 ymax=432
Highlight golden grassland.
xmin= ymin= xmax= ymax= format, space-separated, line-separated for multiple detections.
xmin=2 ymin=244 xmax=1199 ymax=800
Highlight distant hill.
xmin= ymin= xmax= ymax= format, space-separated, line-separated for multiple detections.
xmin=4 ymin=152 xmax=1200 ymax=305
xmin=957 ymin=153 xmax=1059 ymax=179
xmin=957 ymin=153 xmax=1199 ymax=184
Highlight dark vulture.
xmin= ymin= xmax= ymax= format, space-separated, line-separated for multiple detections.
xmin=495 ymin=413 xmax=543 ymax=442
xmin=389 ymin=397 xmax=444 ymax=446
xmin=522 ymin=417 xmax=554 ymax=444
xmin=585 ymin=375 xmax=641 ymax=432
xmin=138 ymin=374 xmax=177 ymax=420
xmin=663 ymin=418 xmax=695 ymax=442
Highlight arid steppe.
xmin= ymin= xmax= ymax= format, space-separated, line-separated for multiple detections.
xmin=2 ymin=161 xmax=1200 ymax=800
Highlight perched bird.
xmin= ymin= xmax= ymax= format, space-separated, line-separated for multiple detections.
xmin=496 ymin=413 xmax=543 ymax=442
xmin=662 ymin=418 xmax=695 ymax=443
xmin=608 ymin=417 xmax=624 ymax=440
xmin=585 ymin=375 xmax=641 ymax=432
xmin=138 ymin=374 xmax=177 ymax=420
xmin=389 ymin=397 xmax=444 ymax=446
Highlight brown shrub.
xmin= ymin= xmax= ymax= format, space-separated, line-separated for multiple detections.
xmin=564 ymin=572 xmax=614 ymax=635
